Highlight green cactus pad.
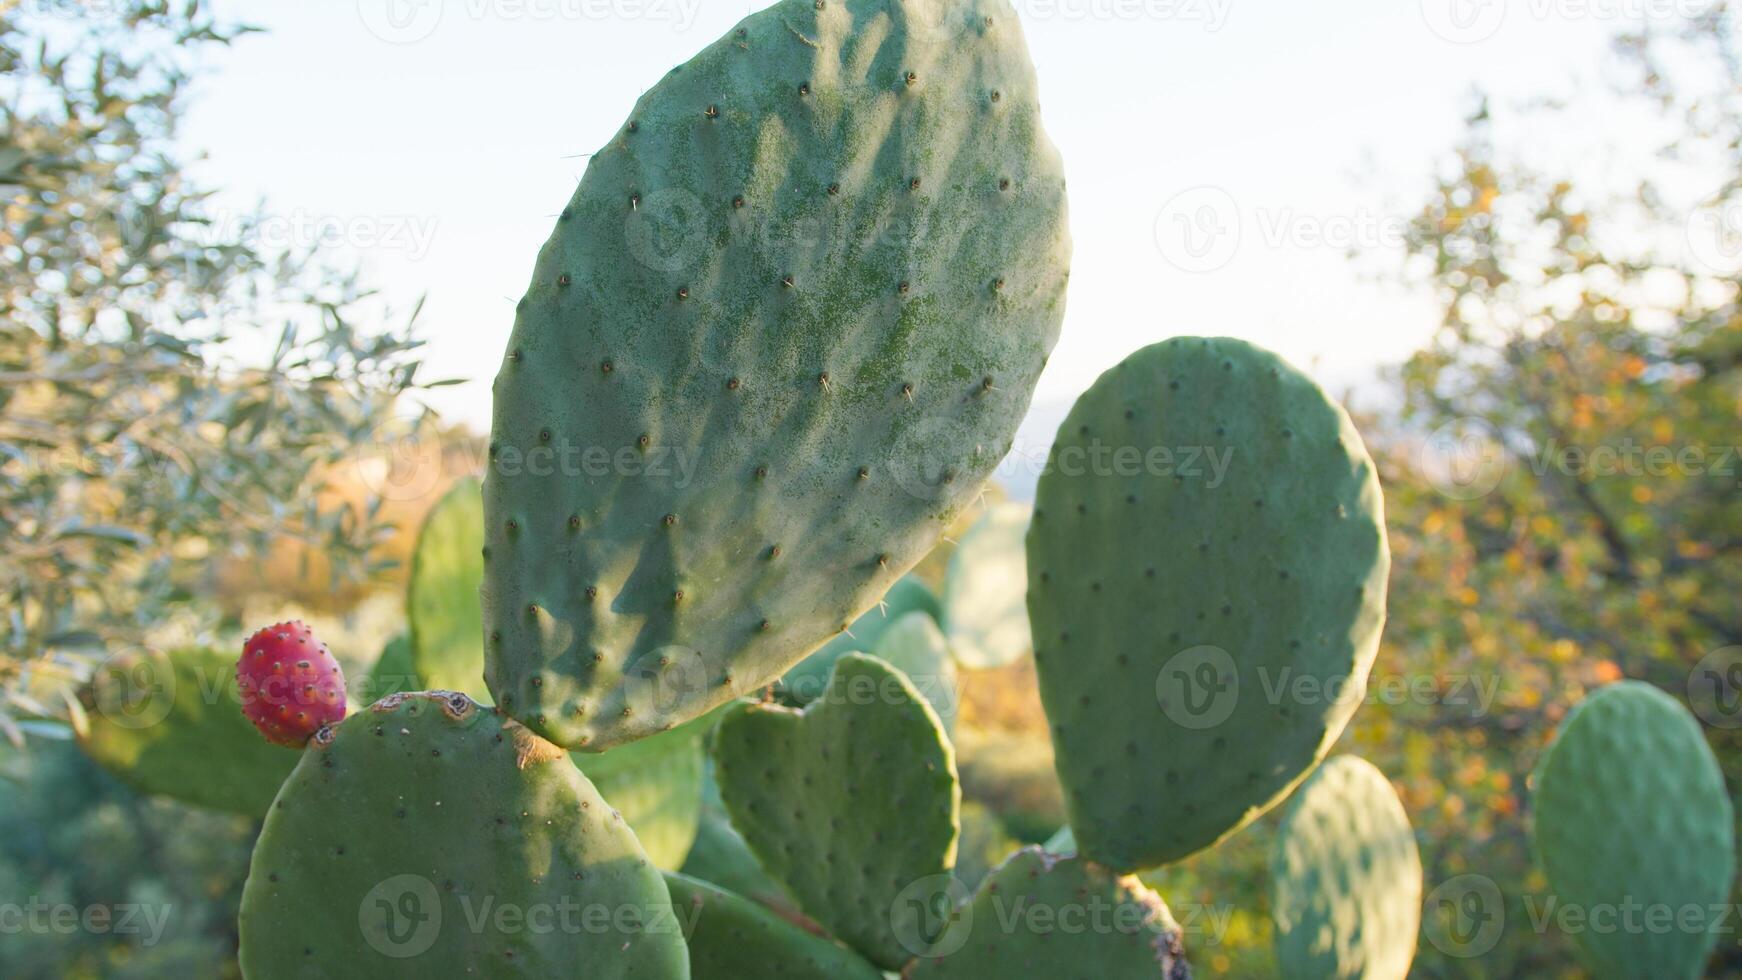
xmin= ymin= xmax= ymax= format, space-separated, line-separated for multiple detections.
xmin=76 ymin=646 xmax=299 ymax=816
xmin=363 ymin=632 xmax=419 ymax=703
xmin=941 ymin=501 xmax=1032 ymax=668
xmin=904 ymin=847 xmax=1190 ymax=978
xmin=712 ymin=653 xmax=960 ymax=968
xmin=238 ymin=691 xmax=688 ymax=979
xmin=575 ymin=725 xmax=706 ymax=870
xmin=782 ymin=575 xmax=943 ymax=704
xmin=665 ymin=871 xmax=883 ymax=980
xmin=1532 ymin=681 xmax=1735 ymax=979
xmin=872 ymin=611 xmax=959 ymax=732
xmin=482 ymin=0 xmax=1070 ymax=750
xmin=681 ymin=762 xmax=806 ymax=920
xmin=1027 ymin=336 xmax=1389 ymax=871
xmin=407 ymin=478 xmax=488 ymax=700
xmin=1270 ymin=755 xmax=1421 ymax=980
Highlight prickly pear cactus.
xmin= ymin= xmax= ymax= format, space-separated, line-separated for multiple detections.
xmin=575 ymin=722 xmax=706 ymax=870
xmin=407 ymin=477 xmax=488 ymax=700
xmin=1270 ymin=755 xmax=1421 ymax=980
xmin=482 ymin=0 xmax=1070 ymax=750
xmin=665 ymin=871 xmax=883 ymax=980
xmin=238 ymin=691 xmax=687 ymax=979
xmin=904 ymin=847 xmax=1191 ymax=978
xmin=783 ymin=574 xmax=942 ymax=703
xmin=681 ymin=762 xmax=806 ymax=921
xmin=1027 ymin=337 xmax=1388 ymax=871
xmin=712 ymin=653 xmax=960 ymax=969
xmin=1532 ymin=681 xmax=1735 ymax=980
xmin=941 ymin=501 xmax=1031 ymax=668
xmin=237 ymin=621 xmax=349 ymax=747
xmin=76 ymin=646 xmax=299 ymax=816
xmin=871 ymin=610 xmax=959 ymax=731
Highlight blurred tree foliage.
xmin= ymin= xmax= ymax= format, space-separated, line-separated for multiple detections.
xmin=1350 ymin=6 xmax=1742 ymax=976
xmin=0 ymin=0 xmax=434 ymax=734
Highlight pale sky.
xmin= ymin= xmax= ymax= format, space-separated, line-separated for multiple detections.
xmin=184 ymin=0 xmax=1664 ymax=466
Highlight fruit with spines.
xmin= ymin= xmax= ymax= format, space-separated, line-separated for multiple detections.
xmin=1026 ymin=337 xmax=1388 ymax=871
xmin=1270 ymin=755 xmax=1421 ymax=980
xmin=1532 ymin=681 xmax=1735 ymax=979
xmin=236 ymin=621 xmax=349 ymax=748
xmin=238 ymin=690 xmax=688 ymax=978
xmin=712 ymin=653 xmax=960 ymax=969
xmin=482 ymin=0 xmax=1070 ymax=750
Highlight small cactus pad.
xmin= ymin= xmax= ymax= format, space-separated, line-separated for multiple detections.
xmin=904 ymin=847 xmax=1190 ymax=978
xmin=712 ymin=653 xmax=960 ymax=968
xmin=407 ymin=478 xmax=488 ymax=700
xmin=1532 ymin=681 xmax=1735 ymax=979
xmin=1027 ymin=337 xmax=1388 ymax=870
xmin=872 ymin=611 xmax=959 ymax=732
xmin=482 ymin=0 xmax=1070 ymax=750
xmin=238 ymin=692 xmax=687 ymax=979
xmin=782 ymin=574 xmax=943 ymax=704
xmin=574 ymin=724 xmax=706 ymax=870
xmin=1270 ymin=755 xmax=1421 ymax=980
xmin=77 ymin=646 xmax=299 ymax=815
xmin=941 ymin=501 xmax=1032 ymax=668
xmin=665 ymin=871 xmax=883 ymax=980
xmin=237 ymin=621 xmax=349 ymax=747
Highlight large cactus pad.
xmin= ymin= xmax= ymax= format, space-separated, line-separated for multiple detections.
xmin=1028 ymin=337 xmax=1389 ymax=870
xmin=1270 ymin=755 xmax=1421 ymax=980
xmin=482 ymin=0 xmax=1070 ymax=749
xmin=665 ymin=871 xmax=883 ymax=980
xmin=1532 ymin=681 xmax=1734 ymax=979
xmin=712 ymin=653 xmax=960 ymax=968
xmin=904 ymin=847 xmax=1191 ymax=978
xmin=238 ymin=692 xmax=687 ymax=979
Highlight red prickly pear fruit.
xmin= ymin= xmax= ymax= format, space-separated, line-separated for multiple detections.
xmin=237 ymin=621 xmax=348 ymax=747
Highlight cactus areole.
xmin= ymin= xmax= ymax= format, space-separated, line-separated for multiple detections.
xmin=236 ymin=621 xmax=348 ymax=748
xmin=481 ymin=0 xmax=1071 ymax=750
